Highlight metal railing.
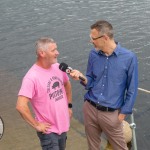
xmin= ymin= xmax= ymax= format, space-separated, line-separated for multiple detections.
xmin=130 ymin=87 xmax=150 ymax=150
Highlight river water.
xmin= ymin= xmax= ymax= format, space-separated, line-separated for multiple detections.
xmin=0 ymin=0 xmax=150 ymax=149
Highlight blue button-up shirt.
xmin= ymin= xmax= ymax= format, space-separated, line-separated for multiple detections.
xmin=83 ymin=43 xmax=138 ymax=114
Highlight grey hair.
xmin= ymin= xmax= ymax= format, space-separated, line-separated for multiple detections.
xmin=91 ymin=20 xmax=114 ymax=39
xmin=35 ymin=37 xmax=55 ymax=54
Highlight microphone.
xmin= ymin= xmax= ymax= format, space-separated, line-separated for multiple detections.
xmin=59 ymin=62 xmax=85 ymax=81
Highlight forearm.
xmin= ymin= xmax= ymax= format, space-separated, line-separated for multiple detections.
xmin=64 ymin=81 xmax=73 ymax=117
xmin=16 ymin=96 xmax=38 ymax=129
xmin=64 ymin=81 xmax=72 ymax=103
xmin=17 ymin=105 xmax=38 ymax=128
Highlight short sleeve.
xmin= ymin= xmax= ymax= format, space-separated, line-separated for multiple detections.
xmin=18 ymin=77 xmax=35 ymax=99
xmin=62 ymin=72 xmax=69 ymax=83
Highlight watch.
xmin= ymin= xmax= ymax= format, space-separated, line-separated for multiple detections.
xmin=68 ymin=103 xmax=73 ymax=108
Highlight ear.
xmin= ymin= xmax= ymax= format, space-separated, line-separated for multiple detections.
xmin=103 ymin=35 xmax=108 ymax=40
xmin=39 ymin=50 xmax=46 ymax=57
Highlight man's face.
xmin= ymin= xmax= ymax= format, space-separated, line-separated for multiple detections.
xmin=90 ymin=29 xmax=104 ymax=51
xmin=44 ymin=43 xmax=59 ymax=65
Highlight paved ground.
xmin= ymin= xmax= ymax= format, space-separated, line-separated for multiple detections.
xmin=66 ymin=118 xmax=88 ymax=150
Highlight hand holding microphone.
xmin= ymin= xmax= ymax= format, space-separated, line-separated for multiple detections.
xmin=70 ymin=69 xmax=85 ymax=81
xmin=59 ymin=62 xmax=86 ymax=82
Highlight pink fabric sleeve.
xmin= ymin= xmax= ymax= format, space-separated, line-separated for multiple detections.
xmin=18 ymin=77 xmax=35 ymax=99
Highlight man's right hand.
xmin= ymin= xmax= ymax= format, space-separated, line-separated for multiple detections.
xmin=35 ymin=122 xmax=51 ymax=134
xmin=69 ymin=70 xmax=81 ymax=80
xmin=70 ymin=70 xmax=87 ymax=85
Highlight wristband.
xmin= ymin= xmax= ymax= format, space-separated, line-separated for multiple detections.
xmin=68 ymin=103 xmax=73 ymax=108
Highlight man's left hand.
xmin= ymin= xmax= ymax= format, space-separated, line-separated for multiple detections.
xmin=118 ymin=114 xmax=126 ymax=122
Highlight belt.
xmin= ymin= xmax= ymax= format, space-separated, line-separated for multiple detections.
xmin=86 ymin=99 xmax=116 ymax=112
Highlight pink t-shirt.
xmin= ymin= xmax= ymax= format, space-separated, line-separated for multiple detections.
xmin=18 ymin=63 xmax=70 ymax=135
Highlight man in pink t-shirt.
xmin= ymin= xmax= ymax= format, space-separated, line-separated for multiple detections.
xmin=16 ymin=37 xmax=72 ymax=150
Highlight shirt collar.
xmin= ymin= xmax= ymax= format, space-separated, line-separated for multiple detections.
xmin=113 ymin=42 xmax=121 ymax=56
xmin=97 ymin=42 xmax=121 ymax=56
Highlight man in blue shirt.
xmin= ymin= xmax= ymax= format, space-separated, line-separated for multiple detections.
xmin=70 ymin=20 xmax=138 ymax=150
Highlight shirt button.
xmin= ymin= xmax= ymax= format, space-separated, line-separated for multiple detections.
xmin=101 ymin=93 xmax=103 ymax=95
xmin=103 ymin=85 xmax=104 ymax=86
xmin=105 ymin=66 xmax=107 ymax=69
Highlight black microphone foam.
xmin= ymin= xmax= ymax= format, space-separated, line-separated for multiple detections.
xmin=59 ymin=62 xmax=85 ymax=81
xmin=59 ymin=62 xmax=69 ymax=72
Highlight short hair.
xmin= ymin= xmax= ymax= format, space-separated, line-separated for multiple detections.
xmin=35 ymin=37 xmax=55 ymax=54
xmin=91 ymin=20 xmax=114 ymax=39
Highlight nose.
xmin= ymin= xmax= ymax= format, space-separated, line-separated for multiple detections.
xmin=56 ymin=50 xmax=59 ymax=55
xmin=88 ymin=42 xmax=93 ymax=46
xmin=90 ymin=39 xmax=93 ymax=43
xmin=89 ymin=39 xmax=95 ymax=45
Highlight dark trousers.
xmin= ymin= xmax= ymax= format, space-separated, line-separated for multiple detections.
xmin=37 ymin=132 xmax=67 ymax=150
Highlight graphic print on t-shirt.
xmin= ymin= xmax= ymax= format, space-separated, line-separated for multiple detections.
xmin=47 ymin=76 xmax=64 ymax=102
xmin=52 ymin=82 xmax=60 ymax=90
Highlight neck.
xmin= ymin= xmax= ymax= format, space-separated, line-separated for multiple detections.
xmin=36 ymin=59 xmax=51 ymax=69
xmin=104 ymin=41 xmax=116 ymax=56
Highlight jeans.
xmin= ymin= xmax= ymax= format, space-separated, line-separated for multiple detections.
xmin=37 ymin=132 xmax=67 ymax=150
